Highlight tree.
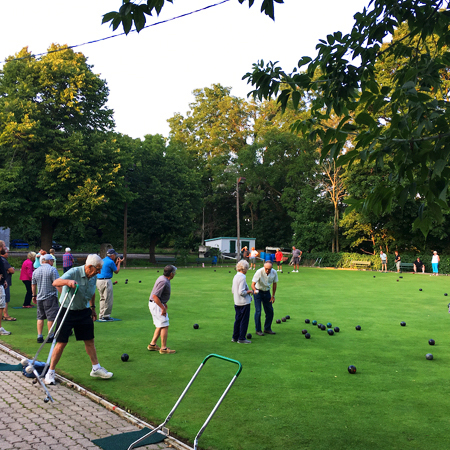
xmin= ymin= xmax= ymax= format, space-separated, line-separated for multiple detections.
xmin=168 ymin=84 xmax=256 ymax=241
xmin=102 ymin=0 xmax=283 ymax=34
xmin=126 ymin=135 xmax=202 ymax=260
xmin=321 ymin=158 xmax=345 ymax=252
xmin=244 ymin=0 xmax=450 ymax=235
xmin=0 ymin=45 xmax=122 ymax=249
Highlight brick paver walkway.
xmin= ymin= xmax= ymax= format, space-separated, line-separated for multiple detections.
xmin=0 ymin=346 xmax=192 ymax=450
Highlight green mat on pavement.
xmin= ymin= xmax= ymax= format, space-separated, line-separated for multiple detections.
xmin=92 ymin=427 xmax=166 ymax=450
xmin=0 ymin=363 xmax=23 ymax=371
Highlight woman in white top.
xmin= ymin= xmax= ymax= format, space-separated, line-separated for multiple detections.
xmin=231 ymin=260 xmax=253 ymax=343
xmin=249 ymin=247 xmax=259 ymax=270
xmin=431 ymin=251 xmax=440 ymax=276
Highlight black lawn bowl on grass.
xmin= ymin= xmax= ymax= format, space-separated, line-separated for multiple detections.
xmin=355 ymin=325 xmax=362 ymax=330
xmin=326 ymin=322 xmax=332 ymax=328
xmin=281 ymin=317 xmax=287 ymax=322
xmin=400 ymin=321 xmax=406 ymax=326
xmin=121 ymin=353 xmax=129 ymax=362
xmin=312 ymin=320 xmax=317 ymax=325
xmin=276 ymin=319 xmax=282 ymax=324
xmin=429 ymin=339 xmax=436 ymax=345
xmin=334 ymin=327 xmax=340 ymax=332
xmin=9 ymin=264 xmax=450 ymax=450
xmin=286 ymin=315 xmax=290 ymax=319
xmin=445 ymin=293 xmax=448 ymax=296
xmin=348 ymin=365 xmax=357 ymax=374
xmin=320 ymin=324 xmax=326 ymax=331
xmin=302 ymin=329 xmax=308 ymax=334
xmin=400 ymin=276 xmax=403 ymax=278
xmin=305 ymin=319 xmax=310 ymax=324
xmin=327 ymin=329 xmax=334 ymax=335
xmin=193 ymin=323 xmax=199 ymax=329
xmin=247 ymin=333 xmax=252 ymax=340
xmin=305 ymin=333 xmax=311 ymax=339
xmin=426 ymin=353 xmax=434 ymax=360
xmin=419 ymin=288 xmax=422 ymax=291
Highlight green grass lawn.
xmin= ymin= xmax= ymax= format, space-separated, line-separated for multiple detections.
xmin=3 ymin=267 xmax=450 ymax=450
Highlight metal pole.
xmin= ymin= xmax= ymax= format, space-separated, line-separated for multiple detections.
xmin=123 ymin=201 xmax=128 ymax=268
xmin=236 ymin=177 xmax=240 ymax=262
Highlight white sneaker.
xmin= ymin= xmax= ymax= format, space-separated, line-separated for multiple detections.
xmin=44 ymin=372 xmax=56 ymax=385
xmin=0 ymin=327 xmax=11 ymax=335
xmin=90 ymin=367 xmax=113 ymax=379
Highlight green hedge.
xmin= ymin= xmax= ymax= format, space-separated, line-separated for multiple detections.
xmin=301 ymin=252 xmax=450 ymax=273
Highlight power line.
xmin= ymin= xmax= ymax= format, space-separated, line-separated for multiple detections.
xmin=2 ymin=0 xmax=230 ymax=64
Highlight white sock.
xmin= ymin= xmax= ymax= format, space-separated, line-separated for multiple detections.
xmin=47 ymin=369 xmax=55 ymax=376
xmin=92 ymin=363 xmax=101 ymax=371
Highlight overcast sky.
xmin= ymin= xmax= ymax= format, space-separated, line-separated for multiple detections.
xmin=1 ymin=0 xmax=369 ymax=139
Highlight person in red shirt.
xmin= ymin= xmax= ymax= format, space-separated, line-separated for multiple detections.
xmin=275 ymin=249 xmax=283 ymax=272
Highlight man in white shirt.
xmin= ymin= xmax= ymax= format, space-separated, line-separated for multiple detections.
xmin=380 ymin=251 xmax=387 ymax=273
xmin=251 ymin=261 xmax=278 ymax=336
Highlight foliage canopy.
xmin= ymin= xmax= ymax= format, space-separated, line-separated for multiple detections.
xmin=244 ymin=0 xmax=450 ymax=235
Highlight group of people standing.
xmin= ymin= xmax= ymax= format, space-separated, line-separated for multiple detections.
xmin=232 ymin=259 xmax=278 ymax=344
xmin=0 ymin=240 xmax=15 ymax=335
xmin=381 ymin=250 xmax=441 ymax=275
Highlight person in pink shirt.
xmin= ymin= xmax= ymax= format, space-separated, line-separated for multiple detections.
xmin=20 ymin=252 xmax=36 ymax=308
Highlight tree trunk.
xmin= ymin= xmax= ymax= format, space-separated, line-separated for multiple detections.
xmin=334 ymin=207 xmax=339 ymax=253
xmin=148 ymin=238 xmax=157 ymax=263
xmin=40 ymin=216 xmax=57 ymax=251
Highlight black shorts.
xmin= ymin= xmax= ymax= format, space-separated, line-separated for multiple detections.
xmin=56 ymin=308 xmax=94 ymax=343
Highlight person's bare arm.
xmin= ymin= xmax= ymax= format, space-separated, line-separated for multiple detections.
xmin=53 ymin=278 xmax=77 ymax=289
xmin=89 ymin=294 xmax=97 ymax=321
xmin=152 ymin=294 xmax=167 ymax=316
xmin=114 ymin=258 xmax=124 ymax=274
xmin=271 ymin=282 xmax=277 ymax=303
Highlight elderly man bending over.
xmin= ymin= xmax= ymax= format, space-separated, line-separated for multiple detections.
xmin=44 ymin=254 xmax=113 ymax=385
xmin=252 ymin=261 xmax=278 ymax=336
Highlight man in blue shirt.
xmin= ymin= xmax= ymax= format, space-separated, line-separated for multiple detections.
xmin=44 ymin=254 xmax=113 ymax=386
xmin=96 ymin=249 xmax=123 ymax=321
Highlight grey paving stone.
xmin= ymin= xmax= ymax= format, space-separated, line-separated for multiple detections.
xmin=0 ymin=348 xmax=190 ymax=450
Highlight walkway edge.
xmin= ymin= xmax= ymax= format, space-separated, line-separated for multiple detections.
xmin=0 ymin=342 xmax=193 ymax=450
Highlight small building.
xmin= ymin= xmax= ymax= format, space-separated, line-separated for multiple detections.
xmin=205 ymin=237 xmax=256 ymax=255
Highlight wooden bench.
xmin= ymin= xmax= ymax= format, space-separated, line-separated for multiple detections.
xmin=350 ymin=260 xmax=371 ymax=270
xmin=155 ymin=256 xmax=177 ymax=266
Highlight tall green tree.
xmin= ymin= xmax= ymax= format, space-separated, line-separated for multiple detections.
xmin=244 ymin=0 xmax=450 ymax=235
xmin=126 ymin=135 xmax=202 ymax=260
xmin=0 ymin=45 xmax=123 ymax=249
xmin=168 ymin=84 xmax=256 ymax=242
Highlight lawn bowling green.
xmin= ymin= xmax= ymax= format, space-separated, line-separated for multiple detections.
xmin=4 ymin=267 xmax=450 ymax=450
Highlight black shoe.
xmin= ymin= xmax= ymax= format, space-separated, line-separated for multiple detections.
xmin=46 ymin=335 xmax=54 ymax=343
xmin=264 ymin=330 xmax=276 ymax=335
xmin=256 ymin=331 xmax=265 ymax=336
xmin=37 ymin=336 xmax=44 ymax=343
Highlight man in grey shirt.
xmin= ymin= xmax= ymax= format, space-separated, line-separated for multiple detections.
xmin=292 ymin=246 xmax=302 ymax=273
xmin=31 ymin=254 xmax=60 ymax=343
xmin=148 ymin=265 xmax=177 ymax=354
